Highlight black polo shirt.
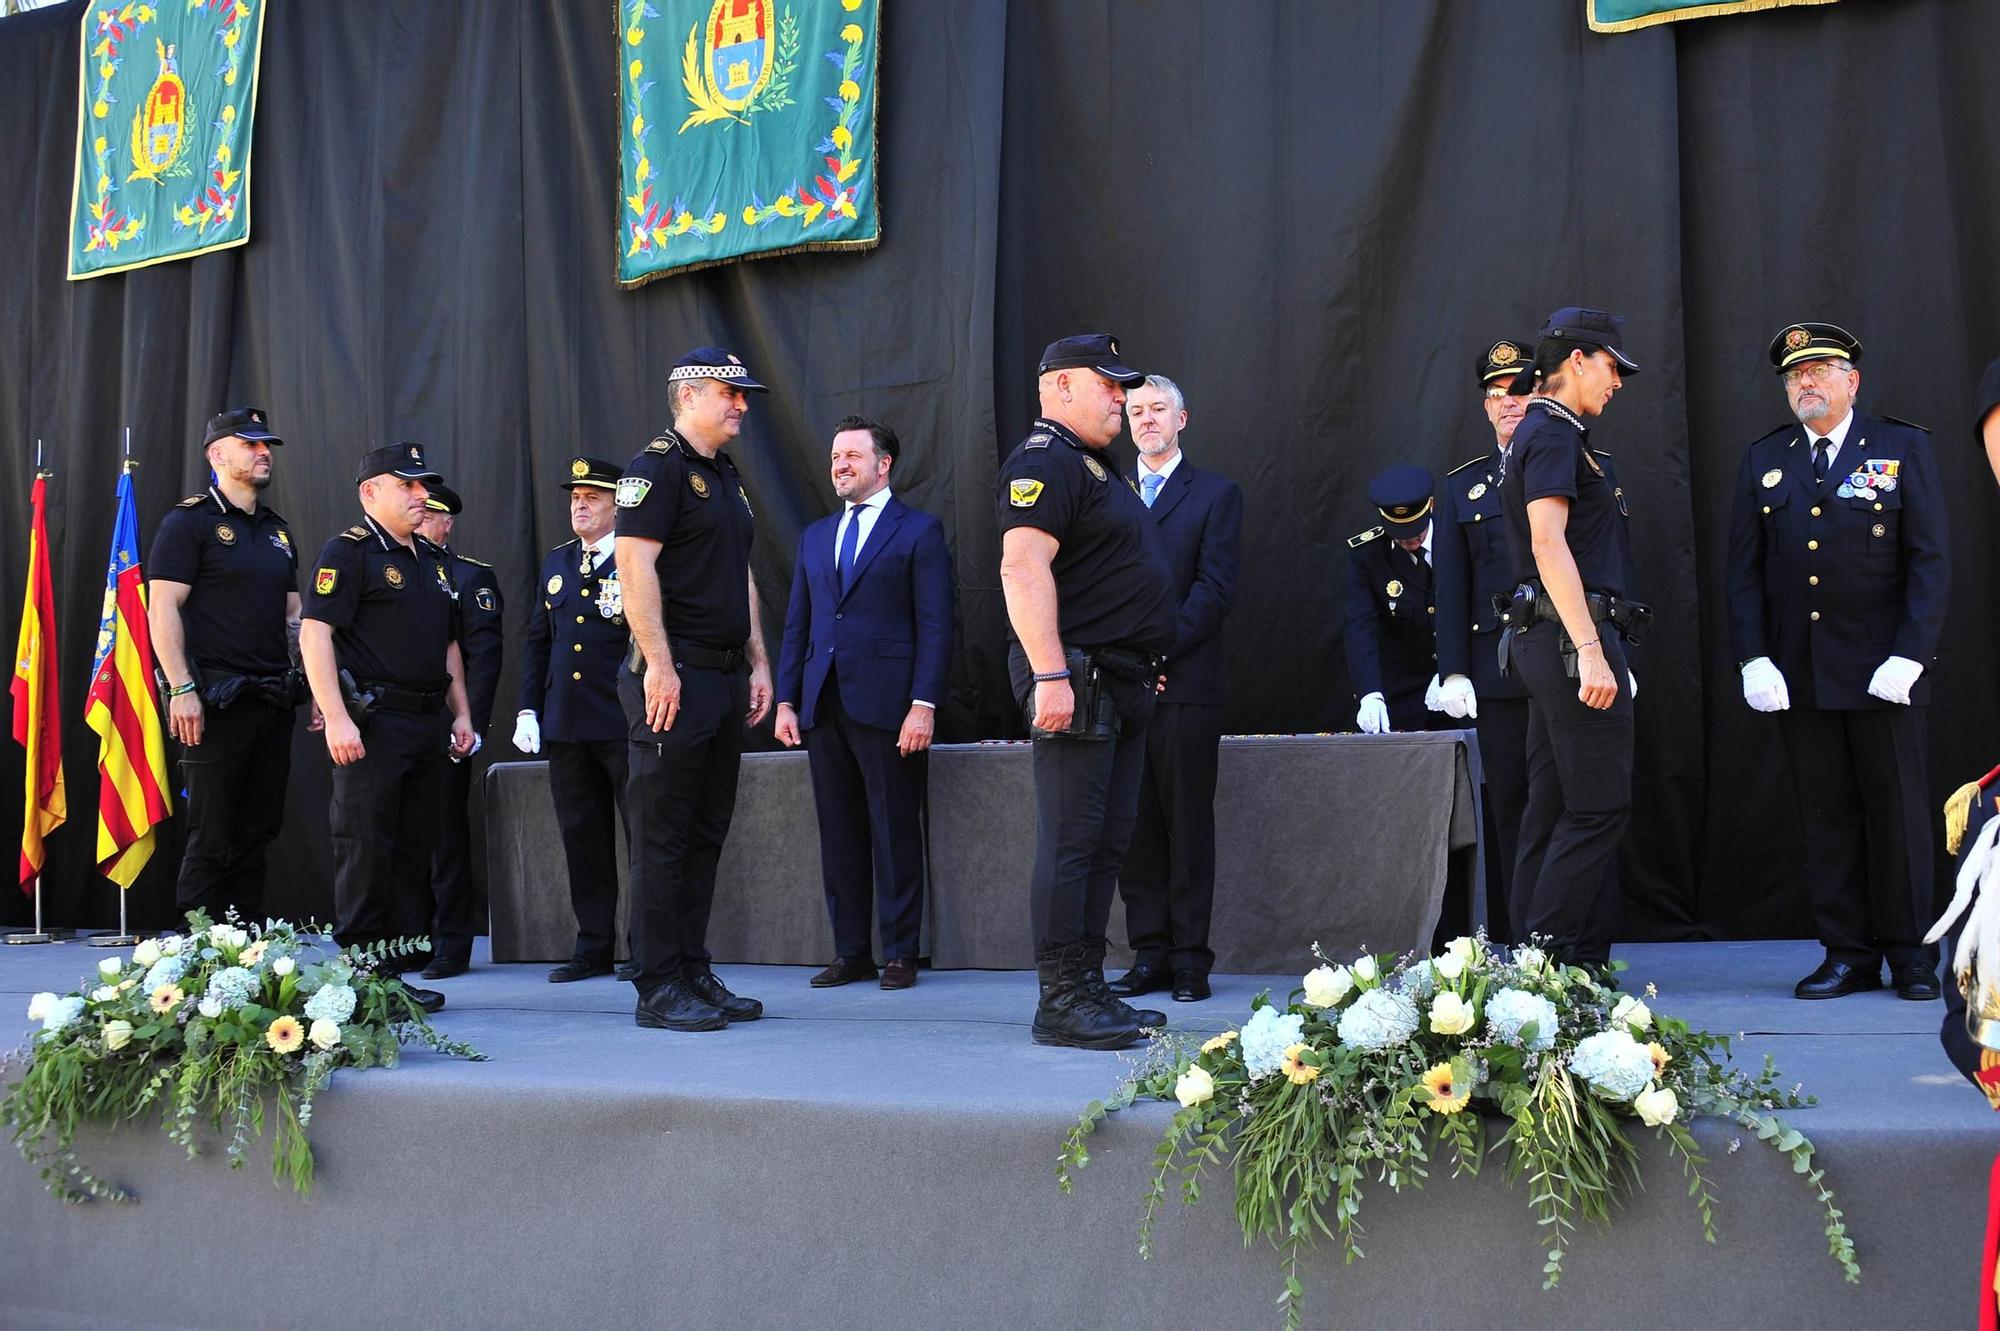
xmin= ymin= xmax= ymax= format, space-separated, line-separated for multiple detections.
xmin=613 ymin=428 xmax=754 ymax=650
xmin=996 ymin=417 xmax=1175 ymax=653
xmin=1501 ymin=400 xmax=1628 ymax=596
xmin=148 ymin=488 xmax=299 ymax=676
xmin=303 ymin=515 xmax=459 ymax=688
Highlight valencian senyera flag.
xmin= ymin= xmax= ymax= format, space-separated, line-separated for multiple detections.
xmin=13 ymin=472 xmax=66 ymax=889
xmin=617 ymin=0 xmax=881 ymax=286
xmin=68 ymin=0 xmax=269 ymax=281
xmin=84 ymin=468 xmax=171 ymax=888
xmin=1587 ymin=0 xmax=1837 ymax=32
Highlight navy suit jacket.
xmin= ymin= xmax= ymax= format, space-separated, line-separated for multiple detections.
xmin=776 ymin=494 xmax=954 ymax=733
xmin=518 ymin=540 xmax=629 ymax=743
xmin=1144 ymin=460 xmax=1241 ymax=706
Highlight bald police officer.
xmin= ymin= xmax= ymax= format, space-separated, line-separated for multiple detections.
xmin=998 ymin=333 xmax=1175 ymax=1050
xmin=300 ymin=444 xmax=477 ymax=1014
xmin=149 ymin=407 xmax=302 ymax=923
xmin=1345 ymin=465 xmax=1445 ymax=735
xmin=1727 ymin=322 xmax=1950 ymax=1000
xmin=413 ymin=482 xmax=504 ymax=979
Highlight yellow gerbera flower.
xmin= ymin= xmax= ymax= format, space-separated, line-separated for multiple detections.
xmin=149 ymin=983 xmax=183 ymax=1014
xmin=1201 ymin=1030 xmax=1237 ymax=1055
xmin=239 ymin=939 xmax=267 ymax=966
xmin=1421 ymin=1062 xmax=1469 ymax=1114
xmin=265 ymin=1016 xmax=305 ymax=1054
xmin=1647 ymin=1041 xmax=1671 ymax=1077
xmin=1280 ymin=1042 xmax=1320 ymax=1085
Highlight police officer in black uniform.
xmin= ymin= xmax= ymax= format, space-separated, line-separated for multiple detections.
xmin=1726 ymin=322 xmax=1950 ymax=1000
xmin=998 ymin=333 xmax=1177 ymax=1050
xmin=148 ymin=407 xmax=303 ymax=922
xmin=615 ymin=348 xmax=775 ymax=1032
xmin=1497 ymin=309 xmax=1646 ymax=970
xmin=300 ymin=443 xmax=476 ymax=1013
xmin=515 ymin=457 xmax=638 ymax=984
xmin=1344 ymin=465 xmax=1447 ymax=734
xmin=1432 ymin=343 xmax=1535 ymax=938
xmin=413 ymin=481 xmax=504 ymax=979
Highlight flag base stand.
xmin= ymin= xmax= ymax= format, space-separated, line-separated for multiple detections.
xmin=83 ymin=893 xmax=138 ymax=947
xmin=4 ymin=932 xmax=59 ymax=945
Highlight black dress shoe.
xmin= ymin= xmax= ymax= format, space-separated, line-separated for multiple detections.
xmin=810 ymin=957 xmax=879 ymax=988
xmin=880 ymin=958 xmax=918 ymax=990
xmin=1794 ymin=959 xmax=1882 ymax=1000
xmin=615 ymin=961 xmax=639 ymax=982
xmin=1108 ymin=963 xmax=1169 ymax=997
xmin=548 ymin=959 xmax=613 ymax=983
xmin=420 ymin=955 xmax=468 ymax=981
xmin=686 ymin=968 xmax=763 ymax=1021
xmin=635 ymin=979 xmax=727 ymax=1031
xmin=1891 ymin=962 xmax=1941 ymax=1001
xmin=388 ymin=978 xmax=446 ymax=1014
xmin=1171 ymin=971 xmax=1211 ymax=1002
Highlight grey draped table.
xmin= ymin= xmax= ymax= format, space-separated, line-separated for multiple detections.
xmin=485 ymin=731 xmax=1479 ymax=973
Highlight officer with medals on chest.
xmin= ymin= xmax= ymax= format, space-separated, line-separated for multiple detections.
xmin=997 ymin=333 xmax=1177 ymax=1051
xmin=1726 ymin=322 xmax=1950 ymax=1001
xmin=1344 ymin=464 xmax=1448 ymax=735
xmin=148 ymin=407 xmax=304 ymax=923
xmin=300 ymin=444 xmax=477 ymax=1014
xmin=411 ymin=482 xmax=504 ymax=980
xmin=615 ymin=348 xmax=775 ymax=1032
xmin=1497 ymin=309 xmax=1650 ymax=971
xmin=515 ymin=457 xmax=639 ymax=984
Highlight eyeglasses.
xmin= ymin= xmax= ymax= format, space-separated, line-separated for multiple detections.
xmin=1781 ymin=361 xmax=1847 ymax=387
xmin=1484 ymin=387 xmax=1521 ymax=399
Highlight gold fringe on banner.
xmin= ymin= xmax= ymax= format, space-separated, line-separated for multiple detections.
xmin=1948 ymin=766 xmax=2000 ymax=857
xmin=1587 ymin=0 xmax=1839 ymax=35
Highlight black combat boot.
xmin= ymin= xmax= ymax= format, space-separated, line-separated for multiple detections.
xmin=1082 ymin=934 xmax=1165 ymax=1030
xmin=1033 ymin=943 xmax=1143 ymax=1050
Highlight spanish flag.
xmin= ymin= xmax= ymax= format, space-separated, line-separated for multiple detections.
xmin=84 ymin=468 xmax=169 ymax=887
xmin=12 ymin=471 xmax=65 ymax=888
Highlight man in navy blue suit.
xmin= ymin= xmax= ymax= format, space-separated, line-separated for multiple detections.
xmin=1727 ymin=321 xmax=1950 ymax=1001
xmin=1105 ymin=376 xmax=1241 ymax=1003
xmin=775 ymin=416 xmax=954 ymax=991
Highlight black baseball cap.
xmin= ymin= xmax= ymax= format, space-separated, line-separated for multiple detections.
xmin=561 ymin=457 xmax=623 ymax=491
xmin=1037 ymin=333 xmax=1143 ymax=387
xmin=668 ymin=346 xmax=769 ymax=392
xmin=1539 ymin=308 xmax=1640 ymax=374
xmin=202 ymin=407 xmax=282 ymax=448
xmin=356 ymin=442 xmax=443 ymax=484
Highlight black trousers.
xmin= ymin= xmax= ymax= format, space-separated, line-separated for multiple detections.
xmin=1473 ymin=695 xmax=1530 ymax=943
xmin=1010 ymin=645 xmax=1157 ymax=953
xmin=547 ymin=738 xmax=630 ymax=965
xmin=619 ymin=661 xmax=747 ymax=990
xmin=175 ymin=695 xmax=294 ymax=922
xmin=331 ymin=708 xmax=446 ymax=951
xmin=804 ymin=672 xmax=926 ymax=963
xmin=427 ymin=755 xmax=480 ymax=965
xmin=1778 ymin=704 xmax=1937 ymax=969
xmin=1510 ymin=622 xmax=1632 ymax=967
xmin=1119 ymin=700 xmax=1222 ymax=975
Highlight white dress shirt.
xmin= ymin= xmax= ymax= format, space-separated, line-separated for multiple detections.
xmin=1806 ymin=407 xmax=1855 ymax=474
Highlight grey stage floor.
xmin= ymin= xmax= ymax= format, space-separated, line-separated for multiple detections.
xmin=0 ymin=937 xmax=1992 ymax=1330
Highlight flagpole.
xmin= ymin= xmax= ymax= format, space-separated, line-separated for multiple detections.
xmin=88 ymin=439 xmax=141 ymax=946
xmin=7 ymin=442 xmax=58 ymax=944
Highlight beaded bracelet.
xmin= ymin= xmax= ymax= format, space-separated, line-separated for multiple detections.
xmin=1032 ymin=669 xmax=1072 ymax=682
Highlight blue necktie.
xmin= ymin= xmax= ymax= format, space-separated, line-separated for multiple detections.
xmin=838 ymin=504 xmax=862 ymax=591
xmin=1140 ymin=472 xmax=1164 ymax=508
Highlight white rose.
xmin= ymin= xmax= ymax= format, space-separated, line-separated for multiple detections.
xmin=1352 ymin=955 xmax=1378 ymax=984
xmin=1634 ymin=1084 xmax=1679 ymax=1127
xmin=1612 ymin=994 xmax=1653 ymax=1033
xmin=131 ymin=938 xmax=162 ymax=968
xmin=159 ymin=935 xmax=183 ymax=956
xmin=1433 ymin=952 xmax=1466 ymax=982
xmin=308 ymin=1018 xmax=342 ymax=1051
xmin=90 ymin=986 xmax=119 ymax=1003
xmin=1513 ymin=946 xmax=1547 ymax=974
xmin=1445 ymin=936 xmax=1480 ymax=966
xmin=1302 ymin=964 xmax=1353 ymax=1008
xmin=1429 ymin=991 xmax=1476 ymax=1036
xmin=208 ymin=923 xmax=234 ymax=946
xmin=26 ymin=992 xmax=56 ymax=1022
xmin=272 ymin=956 xmax=295 ymax=976
xmin=197 ymin=997 xmax=223 ymax=1019
xmin=1175 ymin=1063 xmax=1216 ymax=1108
xmin=98 ymin=956 xmax=123 ymax=978
xmin=103 ymin=1019 xmax=134 ymax=1052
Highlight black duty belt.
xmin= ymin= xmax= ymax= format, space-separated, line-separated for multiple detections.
xmin=670 ymin=638 xmax=746 ymax=672
xmin=1497 ymin=584 xmax=1654 ymax=646
xmin=355 ymin=679 xmax=446 ymax=714
xmin=1075 ymin=645 xmax=1163 ymax=683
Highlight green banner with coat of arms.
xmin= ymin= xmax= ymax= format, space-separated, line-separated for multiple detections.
xmin=68 ymin=0 xmax=267 ymax=280
xmin=1587 ymin=0 xmax=1837 ymax=32
xmin=617 ymin=0 xmax=880 ymax=286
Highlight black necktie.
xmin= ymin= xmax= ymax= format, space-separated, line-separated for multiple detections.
xmin=1812 ymin=439 xmax=1830 ymax=484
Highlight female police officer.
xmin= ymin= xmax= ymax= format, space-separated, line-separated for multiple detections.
xmin=1497 ymin=308 xmax=1643 ymax=970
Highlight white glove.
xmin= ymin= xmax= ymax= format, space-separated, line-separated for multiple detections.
xmin=1356 ymin=692 xmax=1390 ymax=735
xmin=1866 ymin=655 xmax=1923 ymax=706
xmin=1423 ymin=674 xmax=1443 ymax=712
xmin=513 ymin=710 xmax=542 ymax=753
xmin=1627 ymin=671 xmax=1637 ymax=701
xmin=1740 ymin=657 xmax=1790 ymax=713
xmin=1437 ymin=673 xmax=1478 ymax=720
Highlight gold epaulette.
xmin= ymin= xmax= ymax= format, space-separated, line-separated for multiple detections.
xmin=175 ymin=493 xmax=209 ymax=509
xmin=643 ymin=434 xmax=676 ymax=455
xmin=1347 ymin=525 xmax=1384 ymax=549
xmin=338 ymin=525 xmax=370 ymax=542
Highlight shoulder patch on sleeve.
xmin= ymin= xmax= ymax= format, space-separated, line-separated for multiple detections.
xmin=1008 ymin=478 xmax=1046 ymax=508
xmin=175 ymin=493 xmax=208 ymax=509
xmin=1347 ymin=525 xmax=1384 ymax=548
xmin=1443 ymin=455 xmax=1487 ymax=478
xmin=1880 ymin=414 xmax=1930 ymax=433
xmin=338 ymin=525 xmax=370 ymax=542
xmin=314 ymin=568 xmax=339 ymax=595
xmin=616 ymin=476 xmax=653 ymax=507
xmin=1023 ymin=431 xmax=1053 ymax=450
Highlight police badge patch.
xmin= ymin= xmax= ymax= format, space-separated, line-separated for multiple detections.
xmin=1467 ymin=482 xmax=1487 ymax=501
xmin=689 ymin=473 xmax=711 ymax=499
xmin=272 ymin=530 xmax=292 ymax=555
xmin=615 ymin=477 xmax=652 ymax=508
xmin=384 ymin=565 xmax=405 ymax=589
xmin=1082 ymin=455 xmax=1108 ymax=482
xmin=547 ymin=574 xmax=563 ymax=595
xmin=215 ymin=524 xmax=237 ymax=545
xmin=1009 ymin=478 xmax=1044 ymax=508
xmin=1761 ymin=469 xmax=1782 ymax=489
xmin=475 ymin=588 xmax=497 ymax=612
xmin=314 ymin=568 xmax=337 ymax=595
xmin=1386 ymin=579 xmax=1405 ymax=598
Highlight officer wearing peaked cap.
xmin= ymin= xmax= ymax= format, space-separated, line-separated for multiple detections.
xmin=299 ymin=443 xmax=476 ymax=1015
xmin=998 ymin=333 xmax=1177 ymax=1051
xmin=148 ymin=407 xmax=303 ymax=924
xmin=518 ymin=457 xmax=640 ymax=983
xmin=1345 ymin=464 xmax=1447 ymax=735
xmin=411 ymin=481 xmax=505 ymax=980
xmin=1726 ymin=321 xmax=1950 ymax=1001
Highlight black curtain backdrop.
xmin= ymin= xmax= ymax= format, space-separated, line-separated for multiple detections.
xmin=1 ymin=0 xmax=1994 ymax=946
